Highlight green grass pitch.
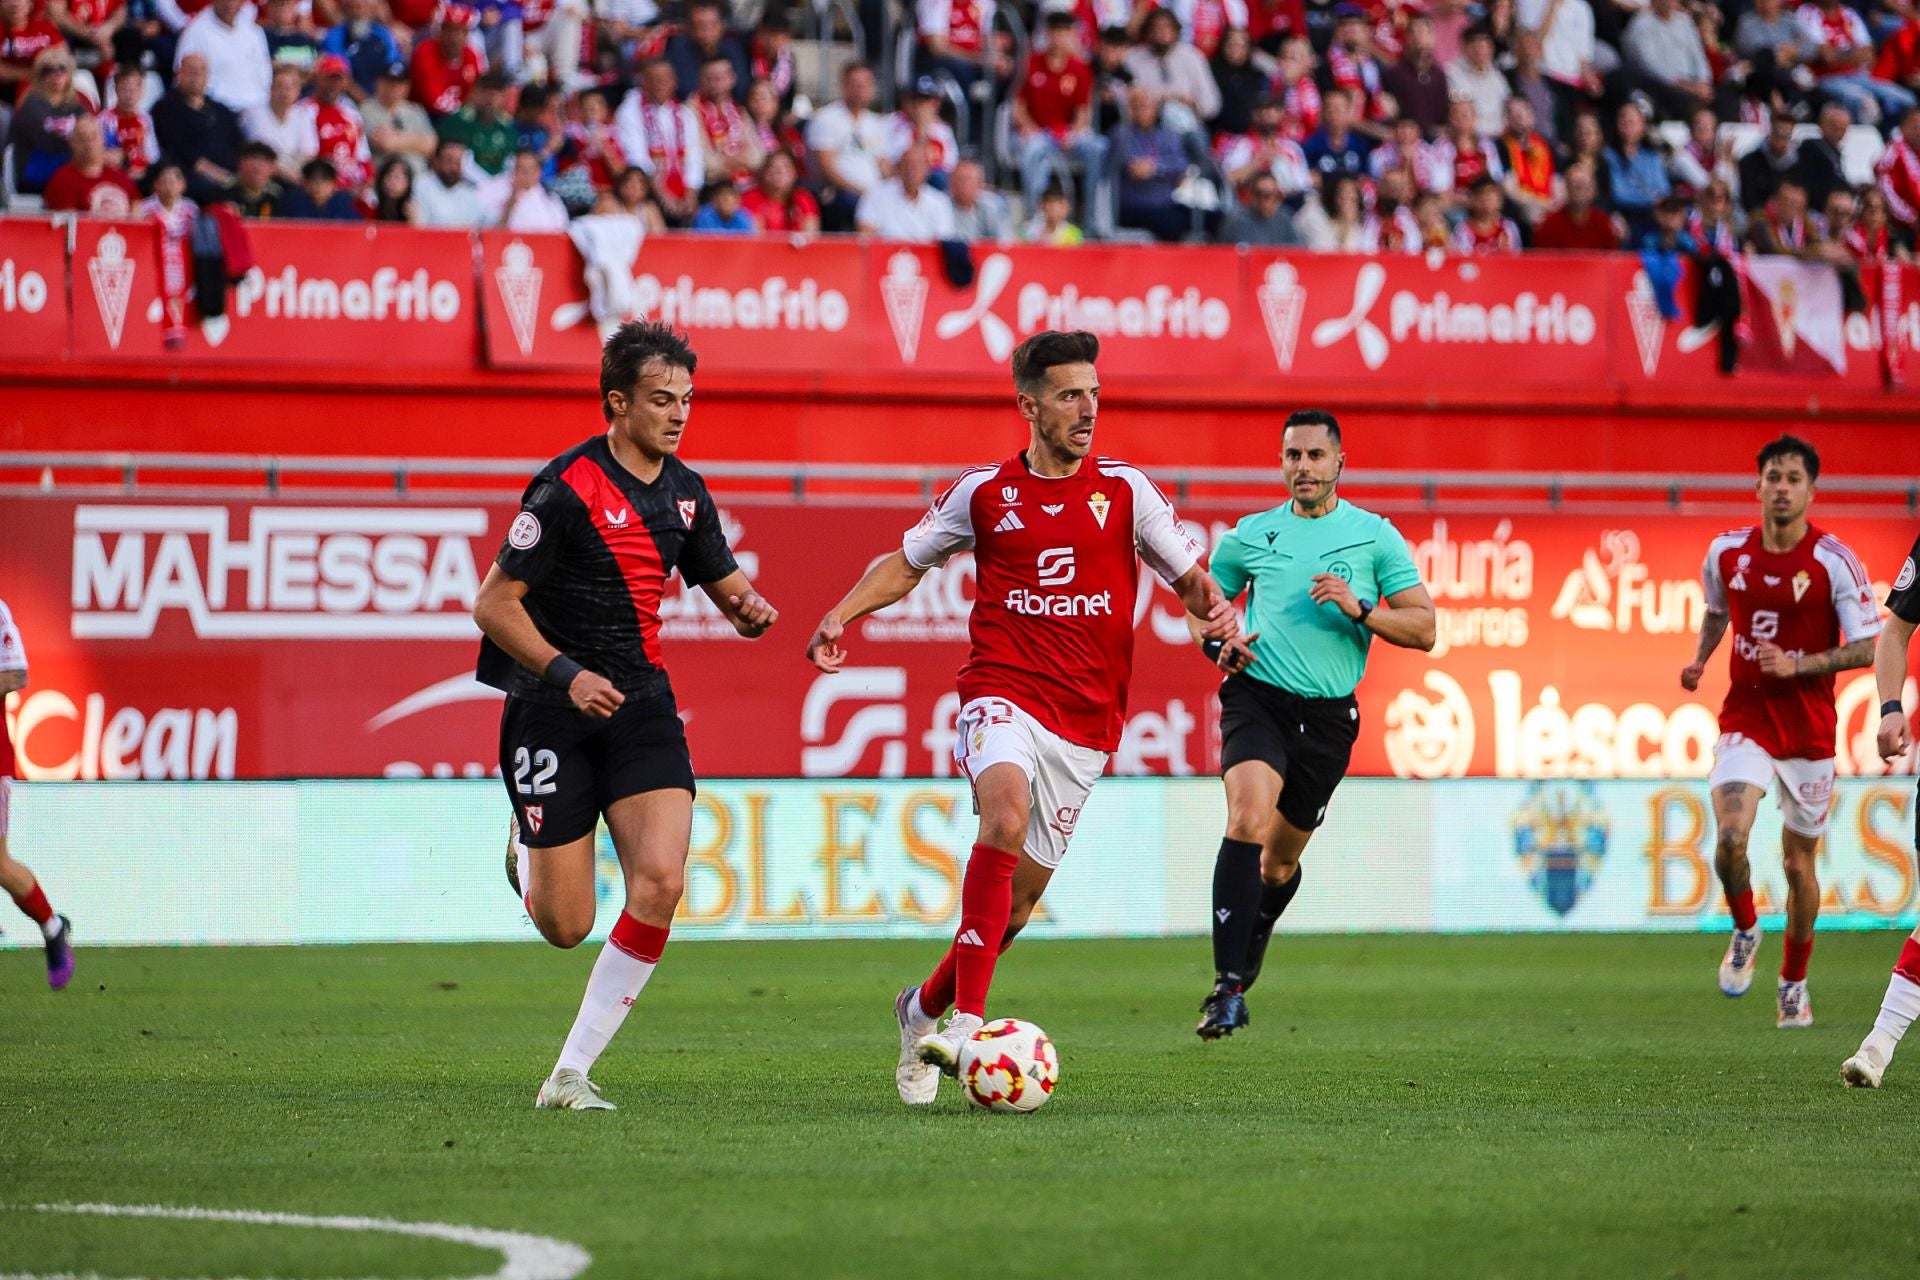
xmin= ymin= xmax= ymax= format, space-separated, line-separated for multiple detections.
xmin=2 ymin=933 xmax=1916 ymax=1279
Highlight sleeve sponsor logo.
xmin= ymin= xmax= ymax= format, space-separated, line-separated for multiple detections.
xmin=508 ymin=511 xmax=541 ymax=550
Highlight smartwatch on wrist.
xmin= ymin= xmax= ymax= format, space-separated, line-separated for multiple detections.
xmin=1355 ymin=597 xmax=1376 ymax=626
xmin=1201 ymin=638 xmax=1226 ymax=665
xmin=1885 ymin=699 xmax=1907 ymax=718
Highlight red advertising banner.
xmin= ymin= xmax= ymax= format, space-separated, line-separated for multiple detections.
xmin=2 ymin=493 xmax=1915 ymax=784
xmin=480 ymin=228 xmax=868 ymax=371
xmin=1245 ymin=250 xmax=1612 ymax=385
xmin=66 ymin=220 xmax=477 ymax=367
xmin=0 ymin=218 xmax=68 ymax=360
xmin=1611 ymin=257 xmax=1920 ymax=393
xmin=860 ymin=243 xmax=1249 ymax=377
xmin=8 ymin=212 xmax=1920 ymax=401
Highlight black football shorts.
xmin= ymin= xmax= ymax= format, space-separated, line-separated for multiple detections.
xmin=1218 ymin=673 xmax=1360 ymax=833
xmin=497 ymin=688 xmax=696 ymax=848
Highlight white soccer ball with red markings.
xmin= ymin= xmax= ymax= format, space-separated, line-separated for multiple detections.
xmin=958 ymin=1019 xmax=1059 ymax=1113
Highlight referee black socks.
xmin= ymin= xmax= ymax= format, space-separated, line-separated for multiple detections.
xmin=1257 ymin=866 xmax=1304 ymax=928
xmin=1210 ymin=838 xmax=1264 ymax=990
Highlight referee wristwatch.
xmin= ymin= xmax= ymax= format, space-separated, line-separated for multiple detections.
xmin=1354 ymin=597 xmax=1376 ymax=627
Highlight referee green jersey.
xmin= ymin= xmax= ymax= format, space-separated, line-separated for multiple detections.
xmin=1210 ymin=499 xmax=1423 ymax=699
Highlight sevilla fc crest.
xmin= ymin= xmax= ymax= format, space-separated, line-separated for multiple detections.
xmin=524 ymin=805 xmax=544 ymax=835
xmin=677 ymin=499 xmax=697 ymax=528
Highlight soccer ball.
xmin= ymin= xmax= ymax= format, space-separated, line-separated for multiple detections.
xmin=958 ymin=1018 xmax=1059 ymax=1113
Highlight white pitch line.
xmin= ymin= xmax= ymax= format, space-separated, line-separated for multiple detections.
xmin=0 ymin=1202 xmax=592 ymax=1280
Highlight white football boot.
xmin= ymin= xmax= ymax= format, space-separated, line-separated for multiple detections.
xmin=895 ymin=986 xmax=939 ymax=1105
xmin=1718 ymin=927 xmax=1763 ymax=996
xmin=1776 ymin=979 xmax=1813 ymax=1029
xmin=535 ymin=1068 xmax=616 ymax=1110
xmin=915 ymin=1012 xmax=985 ymax=1078
xmin=1841 ymin=1032 xmax=1895 ymax=1088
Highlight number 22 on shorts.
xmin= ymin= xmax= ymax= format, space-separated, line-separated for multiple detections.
xmin=513 ymin=747 xmax=558 ymax=795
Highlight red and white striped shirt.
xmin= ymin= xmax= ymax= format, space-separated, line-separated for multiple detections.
xmin=1796 ymin=3 xmax=1873 ymax=77
xmin=1877 ymin=134 xmax=1920 ymax=227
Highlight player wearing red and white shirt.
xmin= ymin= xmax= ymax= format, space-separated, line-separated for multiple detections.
xmin=1875 ymin=107 xmax=1920 ymax=229
xmin=0 ymin=598 xmax=75 ymax=990
xmin=1840 ymin=527 xmax=1920 ymax=1088
xmin=1680 ymin=436 xmax=1880 ymax=1030
xmin=804 ymin=330 xmax=1235 ymax=1106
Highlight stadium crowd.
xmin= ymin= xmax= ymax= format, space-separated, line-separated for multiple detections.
xmin=3 ymin=0 xmax=1920 ymax=259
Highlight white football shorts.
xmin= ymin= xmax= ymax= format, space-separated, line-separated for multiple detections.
xmin=1708 ymin=733 xmax=1836 ymax=838
xmin=953 ymin=696 xmax=1107 ymax=870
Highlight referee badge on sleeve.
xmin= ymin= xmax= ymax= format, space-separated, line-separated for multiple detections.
xmin=508 ymin=511 xmax=541 ymax=549
xmin=1897 ymin=558 xmax=1916 ymax=592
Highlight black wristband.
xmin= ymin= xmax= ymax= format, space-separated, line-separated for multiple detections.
xmin=1201 ymin=638 xmax=1226 ymax=664
xmin=543 ymin=654 xmax=585 ymax=691
xmin=1884 ymin=699 xmax=1906 ymax=717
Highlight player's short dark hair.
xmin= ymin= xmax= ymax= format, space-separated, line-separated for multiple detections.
xmin=1758 ymin=433 xmax=1819 ymax=480
xmin=1010 ymin=329 xmax=1099 ymax=393
xmin=1283 ymin=408 xmax=1342 ymax=445
xmin=601 ymin=321 xmax=697 ymax=421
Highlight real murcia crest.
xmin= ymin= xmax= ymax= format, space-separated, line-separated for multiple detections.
xmin=1255 ymin=261 xmax=1306 ymax=371
xmin=880 ymin=251 xmax=930 ymax=362
xmin=1087 ymin=491 xmax=1110 ymax=528
xmin=1624 ymin=270 xmax=1666 ymax=377
xmin=89 ymin=228 xmax=136 ymax=351
xmin=494 ymin=240 xmax=543 ymax=357
xmin=1792 ymin=569 xmax=1811 ymax=602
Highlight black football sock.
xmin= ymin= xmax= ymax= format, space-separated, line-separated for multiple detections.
xmin=1257 ymin=865 xmax=1304 ymax=927
xmin=1210 ymin=838 xmax=1264 ymax=989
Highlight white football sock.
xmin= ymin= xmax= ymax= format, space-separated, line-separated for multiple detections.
xmin=1871 ymin=972 xmax=1920 ymax=1044
xmin=553 ymin=940 xmax=657 ymax=1079
xmin=904 ymin=985 xmax=936 ymax=1034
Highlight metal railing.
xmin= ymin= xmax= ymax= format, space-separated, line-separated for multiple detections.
xmin=3 ymin=453 xmax=1916 ymax=513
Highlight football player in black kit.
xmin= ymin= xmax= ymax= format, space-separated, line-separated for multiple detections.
xmin=474 ymin=321 xmax=779 ymax=1111
xmin=1840 ymin=528 xmax=1920 ymax=1089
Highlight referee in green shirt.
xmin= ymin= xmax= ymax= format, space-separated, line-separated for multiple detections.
xmin=1196 ymin=409 xmax=1436 ymax=1039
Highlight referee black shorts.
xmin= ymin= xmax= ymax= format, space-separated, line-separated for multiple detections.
xmin=498 ymin=687 xmax=696 ymax=849
xmin=1218 ymin=673 xmax=1360 ymax=833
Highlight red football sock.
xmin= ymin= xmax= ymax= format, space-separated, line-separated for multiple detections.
xmin=1895 ymin=935 xmax=1920 ymax=986
xmin=10 ymin=880 xmax=52 ymax=927
xmin=952 ymin=843 xmax=1020 ymax=1018
xmin=607 ymin=912 xmax=669 ymax=963
xmin=919 ymin=931 xmax=1018 ymax=1019
xmin=1727 ymin=889 xmax=1757 ymax=932
xmin=1782 ymin=935 xmax=1814 ymax=983
xmin=919 ymin=945 xmax=957 ymax=1018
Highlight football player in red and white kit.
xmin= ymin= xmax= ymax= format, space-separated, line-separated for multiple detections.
xmin=0 ymin=598 xmax=75 ymax=989
xmin=804 ymin=330 xmax=1237 ymax=1105
xmin=1840 ymin=529 xmax=1920 ymax=1087
xmin=1680 ymin=436 xmax=1880 ymax=1029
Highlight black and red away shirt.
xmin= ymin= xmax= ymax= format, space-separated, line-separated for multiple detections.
xmin=477 ymin=435 xmax=738 ymax=704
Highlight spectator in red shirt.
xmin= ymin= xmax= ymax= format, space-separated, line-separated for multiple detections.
xmin=2 ymin=0 xmax=65 ymax=105
xmin=739 ymin=147 xmax=819 ymax=232
xmin=1014 ymin=10 xmax=1107 ymax=227
xmin=1531 ymin=161 xmax=1622 ymax=249
xmin=411 ymin=3 xmax=481 ymax=117
xmin=42 ymin=111 xmax=137 ymax=212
